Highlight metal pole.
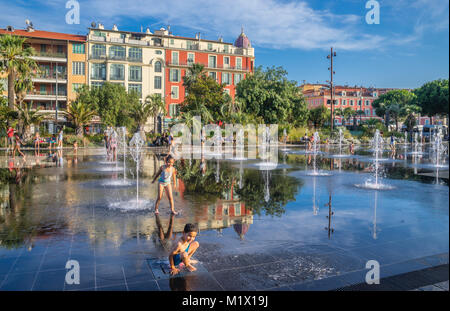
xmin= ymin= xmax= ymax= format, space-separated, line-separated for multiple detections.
xmin=330 ymin=47 xmax=334 ymax=132
xmin=55 ymin=65 xmax=58 ymax=133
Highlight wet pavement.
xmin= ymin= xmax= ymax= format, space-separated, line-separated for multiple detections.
xmin=0 ymin=144 xmax=448 ymax=291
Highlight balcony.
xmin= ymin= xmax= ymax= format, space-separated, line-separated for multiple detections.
xmin=128 ymin=56 xmax=143 ymax=63
xmin=90 ymin=54 xmax=107 ymax=60
xmin=91 ymin=74 xmax=106 ymax=80
xmin=25 ymin=90 xmax=67 ymax=101
xmin=108 ymin=54 xmax=126 ymax=61
xmin=31 ymin=52 xmax=67 ymax=63
xmin=166 ymin=61 xmax=249 ymax=71
xmin=109 ymin=75 xmax=125 ymax=81
xmin=33 ymin=72 xmax=67 ymax=83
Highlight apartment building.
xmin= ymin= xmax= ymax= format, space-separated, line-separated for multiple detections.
xmin=301 ymin=84 xmax=391 ymax=126
xmin=0 ymin=25 xmax=87 ymax=133
xmin=164 ymin=28 xmax=255 ymax=126
xmin=87 ymin=24 xmax=166 ymax=132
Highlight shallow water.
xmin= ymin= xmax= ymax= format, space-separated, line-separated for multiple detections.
xmin=0 ymin=144 xmax=448 ymax=290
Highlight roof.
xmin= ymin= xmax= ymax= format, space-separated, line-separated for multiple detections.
xmin=0 ymin=29 xmax=86 ymax=42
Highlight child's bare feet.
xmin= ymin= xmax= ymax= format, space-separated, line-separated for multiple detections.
xmin=190 ymin=259 xmax=199 ymax=264
xmin=154 ymin=209 xmax=159 ymax=214
xmin=171 ymin=210 xmax=178 ymax=215
xmin=186 ymin=264 xmax=197 ymax=272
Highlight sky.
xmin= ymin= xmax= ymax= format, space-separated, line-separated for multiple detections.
xmin=0 ymin=0 xmax=448 ymax=89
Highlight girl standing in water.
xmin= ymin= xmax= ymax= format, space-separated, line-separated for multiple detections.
xmin=152 ymin=155 xmax=178 ymax=215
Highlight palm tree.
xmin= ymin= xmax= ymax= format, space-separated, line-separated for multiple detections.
xmin=342 ymin=107 xmax=355 ymax=127
xmin=144 ymin=94 xmax=167 ymax=133
xmin=183 ymin=63 xmax=206 ymax=89
xmin=67 ymin=101 xmax=96 ymax=137
xmin=0 ymin=34 xmax=36 ymax=109
xmin=16 ymin=102 xmax=47 ymax=141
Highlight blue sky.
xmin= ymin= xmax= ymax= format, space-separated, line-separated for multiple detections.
xmin=1 ymin=0 xmax=448 ymax=88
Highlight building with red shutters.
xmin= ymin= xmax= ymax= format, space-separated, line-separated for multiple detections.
xmin=164 ymin=28 xmax=255 ymax=128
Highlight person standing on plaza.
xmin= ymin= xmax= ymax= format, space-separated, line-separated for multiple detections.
xmin=57 ymin=128 xmax=63 ymax=149
xmin=7 ymin=126 xmax=14 ymax=153
xmin=34 ymin=131 xmax=41 ymax=154
xmin=13 ymin=132 xmax=26 ymax=160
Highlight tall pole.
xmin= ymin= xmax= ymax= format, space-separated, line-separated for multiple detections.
xmin=327 ymin=48 xmax=336 ymax=132
xmin=55 ymin=65 xmax=59 ymax=133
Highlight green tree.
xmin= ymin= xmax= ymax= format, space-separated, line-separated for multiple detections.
xmin=16 ymin=102 xmax=47 ymax=141
xmin=372 ymin=89 xmax=417 ymax=131
xmin=413 ymin=79 xmax=449 ymax=124
xmin=343 ymin=107 xmax=356 ymax=126
xmin=308 ymin=106 xmax=330 ymax=129
xmin=67 ymin=101 xmax=96 ymax=137
xmin=0 ymin=34 xmax=36 ymax=109
xmin=236 ymin=66 xmax=308 ymax=127
xmin=180 ymin=64 xmax=226 ymax=124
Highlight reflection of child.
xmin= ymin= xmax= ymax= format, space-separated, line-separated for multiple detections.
xmin=169 ymin=223 xmax=199 ymax=275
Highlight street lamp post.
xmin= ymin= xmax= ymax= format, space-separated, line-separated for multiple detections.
xmin=360 ymin=87 xmax=363 ymax=125
xmin=327 ymin=48 xmax=336 ymax=131
xmin=55 ymin=65 xmax=59 ymax=133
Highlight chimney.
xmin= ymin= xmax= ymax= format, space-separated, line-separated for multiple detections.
xmin=98 ymin=23 xmax=104 ymax=29
xmin=112 ymin=24 xmax=118 ymax=31
xmin=146 ymin=27 xmax=152 ymax=34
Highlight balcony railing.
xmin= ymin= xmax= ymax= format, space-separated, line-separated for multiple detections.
xmin=166 ymin=61 xmax=248 ymax=71
xmin=29 ymin=90 xmax=67 ymax=96
xmin=90 ymin=54 xmax=107 ymax=60
xmin=91 ymin=74 xmax=106 ymax=80
xmin=128 ymin=56 xmax=143 ymax=62
xmin=109 ymin=75 xmax=125 ymax=81
xmin=108 ymin=54 xmax=126 ymax=61
xmin=34 ymin=51 xmax=67 ymax=58
xmin=34 ymin=73 xmax=68 ymax=80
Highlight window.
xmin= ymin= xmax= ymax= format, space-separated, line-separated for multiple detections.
xmin=224 ymin=45 xmax=229 ymax=53
xmin=129 ymin=66 xmax=142 ymax=82
xmin=57 ymin=45 xmax=63 ymax=54
xmin=128 ymin=83 xmax=142 ymax=95
xmin=172 ymin=51 xmax=179 ymax=65
xmin=224 ymin=56 xmax=230 ymax=68
xmin=207 ymin=43 xmax=213 ymax=50
xmin=72 ymin=62 xmax=85 ymax=75
xmin=91 ymin=44 xmax=106 ymax=58
xmin=170 ymin=69 xmax=180 ymax=82
xmin=358 ymin=100 xmax=362 ymax=106
xmin=40 ymin=44 xmax=46 ymax=53
xmin=171 ymin=86 xmax=179 ymax=99
xmin=154 ymin=61 xmax=162 ymax=72
xmin=373 ymin=92 xmax=378 ymax=97
xmin=186 ymin=41 xmax=194 ymax=50
xmin=209 ymin=72 xmax=217 ymax=80
xmin=365 ymin=109 xmax=370 ymax=116
xmin=128 ymin=47 xmax=142 ymax=61
xmin=155 ymin=50 xmax=162 ymax=55
xmin=72 ymin=83 xmax=83 ymax=93
xmin=365 ymin=100 xmax=370 ymax=106
xmin=236 ymin=57 xmax=242 ymax=69
xmin=234 ymin=73 xmax=242 ymax=85
xmin=342 ymin=91 xmax=346 ymax=96
xmin=350 ymin=100 xmax=354 ymax=106
xmin=208 ymin=55 xmax=216 ymax=68
xmin=109 ymin=46 xmax=126 ymax=60
xmin=222 ymin=72 xmax=231 ymax=85
xmin=169 ymin=104 xmax=179 ymax=117
xmin=40 ymin=85 xmax=46 ymax=94
xmin=93 ymin=31 xmax=106 ymax=37
xmin=72 ymin=43 xmax=85 ymax=54
xmin=91 ymin=81 xmax=104 ymax=89
xmin=187 ymin=53 xmax=195 ymax=65
xmin=342 ymin=99 xmax=346 ymax=105
xmin=110 ymin=64 xmax=125 ymax=80
xmin=154 ymin=76 xmax=162 ymax=89
xmin=91 ymin=63 xmax=106 ymax=80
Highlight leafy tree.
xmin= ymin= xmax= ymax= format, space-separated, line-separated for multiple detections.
xmin=16 ymin=102 xmax=47 ymax=141
xmin=180 ymin=64 xmax=226 ymax=124
xmin=236 ymin=66 xmax=308 ymax=127
xmin=372 ymin=89 xmax=418 ymax=131
xmin=343 ymin=107 xmax=356 ymax=126
xmin=67 ymin=101 xmax=96 ymax=137
xmin=413 ymin=79 xmax=449 ymax=123
xmin=308 ymin=106 xmax=330 ymax=128
xmin=0 ymin=34 xmax=36 ymax=109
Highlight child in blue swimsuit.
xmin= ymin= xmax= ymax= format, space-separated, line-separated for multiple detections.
xmin=169 ymin=223 xmax=199 ymax=275
xmin=152 ymin=155 xmax=178 ymax=215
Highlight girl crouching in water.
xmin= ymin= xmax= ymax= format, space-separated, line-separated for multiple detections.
xmin=152 ymin=155 xmax=178 ymax=215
